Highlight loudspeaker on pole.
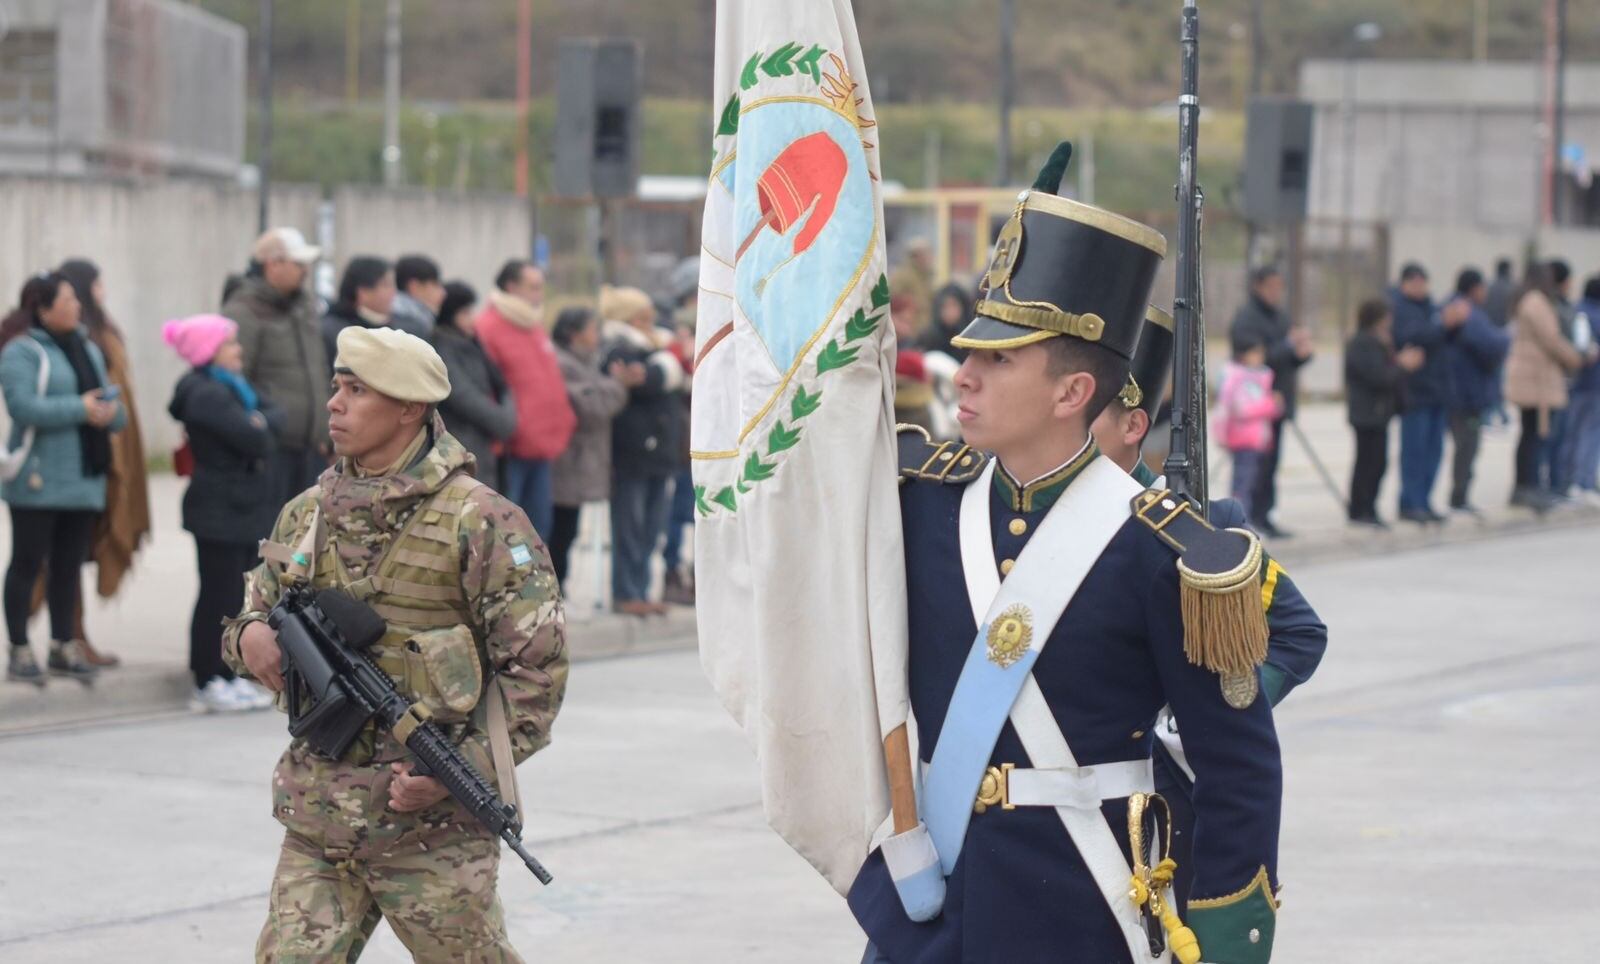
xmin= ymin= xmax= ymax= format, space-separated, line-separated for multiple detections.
xmin=553 ymin=38 xmax=641 ymax=199
xmin=1242 ymin=97 xmax=1313 ymax=226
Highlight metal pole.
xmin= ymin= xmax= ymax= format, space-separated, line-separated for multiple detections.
xmin=1552 ymin=0 xmax=1566 ymax=224
xmin=344 ymin=0 xmax=360 ymax=105
xmin=996 ymin=0 xmax=1014 ymax=186
xmin=1286 ymin=418 xmax=1348 ymax=512
xmin=1286 ymin=220 xmax=1304 ymax=333
xmin=1243 ymin=0 xmax=1263 ymax=282
xmin=515 ymin=0 xmax=532 ymax=198
xmin=1247 ymin=0 xmax=1264 ymax=96
xmin=1539 ymin=0 xmax=1557 ymax=225
xmin=1336 ymin=22 xmax=1381 ymax=334
xmin=1473 ymin=0 xmax=1489 ymax=61
xmin=256 ymin=0 xmax=273 ymax=233
xmin=382 ymin=0 xmax=402 ymax=188
xmin=1337 ymin=53 xmax=1355 ymax=336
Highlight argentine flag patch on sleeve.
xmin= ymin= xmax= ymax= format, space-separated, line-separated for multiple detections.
xmin=510 ymin=544 xmax=533 ymax=567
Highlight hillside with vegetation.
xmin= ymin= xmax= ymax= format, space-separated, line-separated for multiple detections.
xmin=199 ymin=0 xmax=1594 ymax=210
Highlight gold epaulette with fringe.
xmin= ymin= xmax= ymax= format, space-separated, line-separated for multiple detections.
xmin=897 ymin=423 xmax=988 ymax=485
xmin=1131 ymin=488 xmax=1270 ymax=705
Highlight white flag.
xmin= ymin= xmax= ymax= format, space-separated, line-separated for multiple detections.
xmin=693 ymin=0 xmax=908 ymax=893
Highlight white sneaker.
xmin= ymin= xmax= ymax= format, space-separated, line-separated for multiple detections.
xmin=191 ymin=676 xmax=251 ymax=713
xmin=228 ymin=676 xmax=275 ymax=710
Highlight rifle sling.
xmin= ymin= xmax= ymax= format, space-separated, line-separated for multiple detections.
xmin=484 ymin=676 xmax=524 ymax=818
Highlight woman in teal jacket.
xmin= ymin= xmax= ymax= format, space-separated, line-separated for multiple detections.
xmin=1 ymin=272 xmax=125 ymax=686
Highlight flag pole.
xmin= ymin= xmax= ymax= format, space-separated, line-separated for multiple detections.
xmin=884 ymin=724 xmax=918 ymax=833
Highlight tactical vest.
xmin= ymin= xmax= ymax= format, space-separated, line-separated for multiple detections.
xmin=292 ymin=472 xmax=489 ymax=761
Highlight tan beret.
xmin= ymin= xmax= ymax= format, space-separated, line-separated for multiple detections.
xmin=334 ymin=326 xmax=450 ymax=403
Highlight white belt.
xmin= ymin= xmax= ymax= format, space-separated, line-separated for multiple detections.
xmin=925 ymin=758 xmax=1156 ymax=813
xmin=974 ymin=759 xmax=1154 ymax=812
xmin=1009 ymin=759 xmax=1154 ymax=808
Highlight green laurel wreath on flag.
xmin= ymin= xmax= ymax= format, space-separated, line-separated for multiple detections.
xmin=716 ymin=41 xmax=828 ymax=139
xmin=695 ymin=272 xmax=890 ymax=517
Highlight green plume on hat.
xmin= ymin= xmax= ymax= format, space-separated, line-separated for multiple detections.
xmin=1030 ymin=141 xmax=1074 ymax=194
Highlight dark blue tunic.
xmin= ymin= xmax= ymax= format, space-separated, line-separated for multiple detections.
xmin=849 ymin=452 xmax=1283 ymax=963
xmin=1156 ymin=495 xmax=1326 ymax=911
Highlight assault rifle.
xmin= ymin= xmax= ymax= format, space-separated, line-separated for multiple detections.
xmin=1162 ymin=0 xmax=1210 ymax=514
xmin=269 ymin=583 xmax=553 ymax=884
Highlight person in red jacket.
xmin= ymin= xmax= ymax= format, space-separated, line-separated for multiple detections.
xmin=474 ymin=259 xmax=576 ymax=540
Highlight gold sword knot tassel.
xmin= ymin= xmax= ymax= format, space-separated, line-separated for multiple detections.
xmin=1127 ymin=792 xmax=1201 ymax=964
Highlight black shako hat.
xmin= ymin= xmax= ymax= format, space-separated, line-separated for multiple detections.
xmin=1117 ymin=305 xmax=1174 ymax=419
xmin=954 ymin=142 xmax=1166 ymax=359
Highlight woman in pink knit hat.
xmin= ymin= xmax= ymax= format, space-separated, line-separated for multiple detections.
xmin=163 ymin=314 xmax=282 ymax=713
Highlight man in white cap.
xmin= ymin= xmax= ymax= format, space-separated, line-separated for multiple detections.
xmin=224 ymin=226 xmax=332 ymax=505
xmin=223 ymin=326 xmax=568 ymax=962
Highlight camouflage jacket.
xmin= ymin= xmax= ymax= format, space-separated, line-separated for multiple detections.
xmin=222 ymin=418 xmax=568 ymax=854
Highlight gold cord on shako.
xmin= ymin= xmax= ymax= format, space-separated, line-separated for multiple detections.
xmin=1127 ymin=791 xmax=1201 ymax=964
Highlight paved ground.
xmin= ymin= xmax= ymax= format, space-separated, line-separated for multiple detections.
xmin=0 ymin=521 xmax=1595 ymax=962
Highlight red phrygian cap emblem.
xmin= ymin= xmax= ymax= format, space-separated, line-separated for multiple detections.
xmin=736 ymin=131 xmax=848 ymax=261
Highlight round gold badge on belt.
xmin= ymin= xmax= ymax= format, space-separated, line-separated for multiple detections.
xmin=986 ymin=604 xmax=1033 ymax=669
xmin=1220 ymin=670 xmax=1259 ymax=709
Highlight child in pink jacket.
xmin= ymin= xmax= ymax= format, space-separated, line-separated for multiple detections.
xmin=1214 ymin=334 xmax=1284 ymax=518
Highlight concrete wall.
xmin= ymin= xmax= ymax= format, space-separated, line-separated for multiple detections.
xmin=1387 ymin=221 xmax=1600 ymax=293
xmin=0 ymin=177 xmax=531 ymax=454
xmin=0 ymin=0 xmax=246 ymax=178
xmin=1386 ymin=224 xmax=1525 ymax=293
xmin=1299 ymin=59 xmax=1600 ymax=232
xmin=330 ymin=187 xmax=532 ymax=298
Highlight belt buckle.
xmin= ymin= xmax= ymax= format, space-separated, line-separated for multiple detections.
xmin=973 ymin=763 xmax=1015 ymax=814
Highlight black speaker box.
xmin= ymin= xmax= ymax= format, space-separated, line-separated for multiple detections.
xmin=553 ymin=39 xmax=641 ymax=199
xmin=1243 ymin=97 xmax=1313 ymax=225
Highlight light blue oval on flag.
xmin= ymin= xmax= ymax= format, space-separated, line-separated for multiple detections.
xmin=732 ymin=101 xmax=875 ymax=374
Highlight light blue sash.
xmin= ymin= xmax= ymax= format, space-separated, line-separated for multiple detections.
xmin=922 ymin=455 xmax=1143 ymax=873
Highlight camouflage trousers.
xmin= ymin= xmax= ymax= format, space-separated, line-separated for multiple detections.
xmin=255 ymin=829 xmax=523 ymax=963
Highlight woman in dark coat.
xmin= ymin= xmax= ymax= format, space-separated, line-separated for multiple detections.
xmin=599 ymin=285 xmax=686 ymax=616
xmin=431 ymin=281 xmax=517 ymax=486
xmin=164 ymin=314 xmax=280 ymax=712
xmin=1343 ymin=298 xmax=1424 ymax=527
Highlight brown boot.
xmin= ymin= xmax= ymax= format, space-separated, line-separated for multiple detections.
xmin=663 ymin=568 xmax=696 ymax=606
xmin=614 ymin=600 xmax=654 ymax=618
xmin=79 ymin=637 xmax=121 ymax=668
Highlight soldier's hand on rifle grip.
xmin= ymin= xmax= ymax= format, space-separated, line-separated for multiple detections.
xmin=389 ymin=761 xmax=450 ymax=812
xmin=240 ymin=620 xmax=285 ymax=692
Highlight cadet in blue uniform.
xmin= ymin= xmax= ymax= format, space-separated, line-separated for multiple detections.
xmin=848 ymin=147 xmax=1283 ymax=964
xmin=1093 ymin=305 xmax=1328 ymax=908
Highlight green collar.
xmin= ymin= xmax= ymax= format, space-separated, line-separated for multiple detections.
xmin=993 ymin=438 xmax=1100 ymax=513
xmin=1131 ymin=460 xmax=1159 ymax=487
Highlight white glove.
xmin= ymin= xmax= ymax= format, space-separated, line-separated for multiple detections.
xmin=882 ymin=822 xmax=945 ymax=922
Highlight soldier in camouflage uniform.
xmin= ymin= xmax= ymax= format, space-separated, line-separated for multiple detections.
xmin=223 ymin=326 xmax=568 ymax=963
